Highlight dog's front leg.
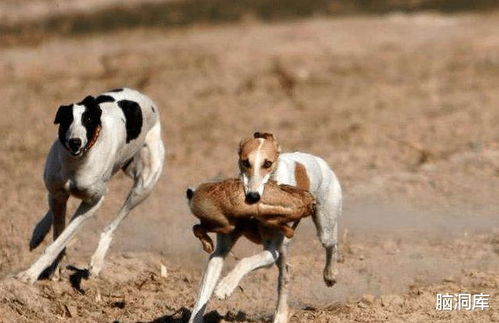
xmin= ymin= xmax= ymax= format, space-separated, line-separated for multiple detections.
xmin=29 ymin=193 xmax=68 ymax=251
xmin=46 ymin=193 xmax=70 ymax=280
xmin=215 ymin=236 xmax=281 ymax=300
xmin=17 ymin=195 xmax=104 ymax=284
xmin=39 ymin=193 xmax=70 ymax=280
xmin=274 ymin=238 xmax=291 ymax=323
xmin=189 ymin=233 xmax=235 ymax=323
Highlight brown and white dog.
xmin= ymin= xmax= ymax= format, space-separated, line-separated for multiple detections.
xmin=187 ymin=178 xmax=316 ymax=253
xmin=190 ymin=132 xmax=342 ymax=323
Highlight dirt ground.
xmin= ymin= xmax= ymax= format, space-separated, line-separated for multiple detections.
xmin=0 ymin=9 xmax=498 ymax=323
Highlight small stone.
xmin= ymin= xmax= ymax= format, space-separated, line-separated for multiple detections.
xmin=64 ymin=305 xmax=77 ymax=317
xmin=490 ymin=311 xmax=499 ymax=322
xmin=358 ymin=301 xmax=368 ymax=308
xmin=95 ymin=289 xmax=102 ymax=303
xmin=361 ymin=294 xmax=376 ymax=304
xmin=381 ymin=294 xmax=404 ymax=307
xmin=382 ymin=239 xmax=400 ymax=255
xmin=160 ymin=263 xmax=168 ymax=278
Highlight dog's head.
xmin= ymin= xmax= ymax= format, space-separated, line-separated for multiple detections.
xmin=54 ymin=96 xmax=102 ymax=157
xmin=238 ymin=132 xmax=280 ymax=204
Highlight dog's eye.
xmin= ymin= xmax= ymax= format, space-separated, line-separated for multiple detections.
xmin=263 ymin=160 xmax=273 ymax=169
xmin=241 ymin=160 xmax=251 ymax=168
xmin=83 ymin=115 xmax=92 ymax=123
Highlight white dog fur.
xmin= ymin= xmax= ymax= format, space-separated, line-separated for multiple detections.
xmin=190 ymin=133 xmax=342 ymax=323
xmin=17 ymin=88 xmax=165 ymax=284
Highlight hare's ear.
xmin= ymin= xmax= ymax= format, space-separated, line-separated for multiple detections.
xmin=253 ymin=132 xmax=275 ymax=140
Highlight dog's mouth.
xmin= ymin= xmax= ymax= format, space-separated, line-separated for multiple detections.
xmin=64 ymin=144 xmax=83 ymax=157
xmin=70 ymin=150 xmax=82 ymax=157
xmin=63 ymin=126 xmax=101 ymax=158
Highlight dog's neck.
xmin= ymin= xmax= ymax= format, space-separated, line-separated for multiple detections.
xmin=81 ymin=125 xmax=101 ymax=154
xmin=269 ymin=155 xmax=281 ymax=180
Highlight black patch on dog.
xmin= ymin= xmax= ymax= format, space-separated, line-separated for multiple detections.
xmin=77 ymin=95 xmax=94 ymax=107
xmin=109 ymin=88 xmax=124 ymax=92
xmin=151 ymin=105 xmax=156 ymax=113
xmin=78 ymin=96 xmax=103 ymax=144
xmin=95 ymin=95 xmax=115 ymax=104
xmin=54 ymin=104 xmax=74 ymax=146
xmin=78 ymin=95 xmax=102 ymax=142
xmin=117 ymin=100 xmax=143 ymax=143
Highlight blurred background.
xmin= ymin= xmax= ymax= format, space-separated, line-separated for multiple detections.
xmin=1 ymin=0 xmax=499 ymax=43
xmin=0 ymin=1 xmax=498 ymax=322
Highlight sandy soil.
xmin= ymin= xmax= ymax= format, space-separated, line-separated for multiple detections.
xmin=0 ymin=11 xmax=498 ymax=322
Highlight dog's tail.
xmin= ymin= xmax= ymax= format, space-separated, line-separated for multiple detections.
xmin=186 ymin=187 xmax=195 ymax=200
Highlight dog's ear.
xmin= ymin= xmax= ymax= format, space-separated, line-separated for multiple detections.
xmin=54 ymin=104 xmax=73 ymax=124
xmin=253 ymin=132 xmax=275 ymax=141
xmin=79 ymin=95 xmax=102 ymax=122
xmin=186 ymin=188 xmax=195 ymax=200
xmin=274 ymin=141 xmax=281 ymax=154
xmin=239 ymin=138 xmax=251 ymax=155
xmin=79 ymin=95 xmax=96 ymax=108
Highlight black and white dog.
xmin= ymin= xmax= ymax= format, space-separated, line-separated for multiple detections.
xmin=17 ymin=88 xmax=165 ymax=284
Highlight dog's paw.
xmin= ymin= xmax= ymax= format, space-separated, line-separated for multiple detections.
xmin=272 ymin=310 xmax=290 ymax=323
xmin=214 ymin=279 xmax=237 ymax=300
xmin=89 ymin=259 xmax=103 ymax=277
xmin=323 ymin=268 xmax=338 ymax=287
xmin=16 ymin=270 xmax=38 ymax=284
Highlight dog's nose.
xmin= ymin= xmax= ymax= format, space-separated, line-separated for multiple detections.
xmin=68 ymin=138 xmax=82 ymax=152
xmin=245 ymin=192 xmax=261 ymax=204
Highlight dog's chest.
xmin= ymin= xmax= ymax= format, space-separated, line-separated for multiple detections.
xmin=68 ymin=183 xmax=88 ymax=199
xmin=63 ymin=171 xmax=105 ymax=199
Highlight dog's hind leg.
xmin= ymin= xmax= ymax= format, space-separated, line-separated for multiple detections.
xmin=323 ymin=219 xmax=340 ymax=286
xmin=89 ymin=123 xmax=164 ymax=276
xmin=313 ymin=175 xmax=342 ymax=287
xmin=189 ymin=233 xmax=235 ymax=323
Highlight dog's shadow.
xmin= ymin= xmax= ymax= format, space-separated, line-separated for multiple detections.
xmin=66 ymin=265 xmax=90 ymax=294
xmin=140 ymin=308 xmax=257 ymax=323
xmin=37 ymin=259 xmax=90 ymax=295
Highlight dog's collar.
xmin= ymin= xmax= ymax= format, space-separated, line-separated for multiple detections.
xmin=81 ymin=125 xmax=101 ymax=153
